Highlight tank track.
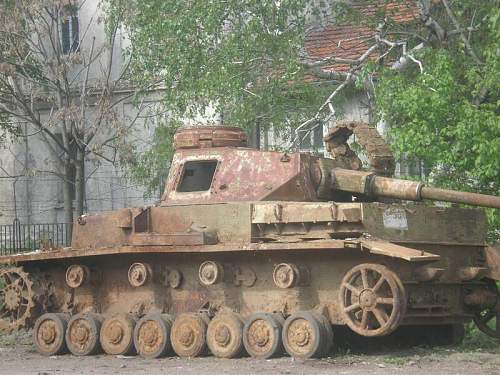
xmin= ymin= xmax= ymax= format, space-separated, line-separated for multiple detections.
xmin=324 ymin=121 xmax=395 ymax=176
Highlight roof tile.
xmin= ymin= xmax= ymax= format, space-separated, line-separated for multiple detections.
xmin=305 ymin=1 xmax=418 ymax=73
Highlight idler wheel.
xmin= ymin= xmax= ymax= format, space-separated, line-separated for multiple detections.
xmin=171 ymin=313 xmax=210 ymax=358
xmin=66 ymin=313 xmax=103 ymax=356
xmin=100 ymin=314 xmax=137 ymax=356
xmin=133 ymin=313 xmax=173 ymax=358
xmin=33 ymin=313 xmax=69 ymax=356
xmin=243 ymin=313 xmax=284 ymax=359
xmin=207 ymin=312 xmax=244 ymax=358
xmin=282 ymin=311 xmax=332 ymax=359
xmin=339 ymin=263 xmax=404 ymax=337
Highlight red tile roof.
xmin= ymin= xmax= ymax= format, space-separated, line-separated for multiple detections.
xmin=305 ymin=1 xmax=419 ymax=73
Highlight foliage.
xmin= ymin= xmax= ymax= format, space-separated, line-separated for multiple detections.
xmin=109 ymin=0 xmax=372 ymax=193
xmin=113 ymin=0 xmax=336 ymax=132
xmin=461 ymin=322 xmax=500 ymax=350
xmin=125 ymin=118 xmax=181 ymax=198
xmin=109 ymin=0 xmax=343 ymax=194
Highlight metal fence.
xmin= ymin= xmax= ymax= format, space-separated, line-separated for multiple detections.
xmin=0 ymin=219 xmax=71 ymax=255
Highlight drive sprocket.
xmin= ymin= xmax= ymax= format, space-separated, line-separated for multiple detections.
xmin=0 ymin=267 xmax=37 ymax=332
xmin=473 ymin=280 xmax=500 ymax=339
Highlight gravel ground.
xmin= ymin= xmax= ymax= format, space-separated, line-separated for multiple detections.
xmin=1 ymin=331 xmax=499 ymax=375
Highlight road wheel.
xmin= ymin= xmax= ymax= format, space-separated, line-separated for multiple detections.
xmin=243 ymin=313 xmax=284 ymax=359
xmin=100 ymin=314 xmax=136 ymax=356
xmin=66 ymin=313 xmax=103 ymax=356
xmin=207 ymin=312 xmax=244 ymax=358
xmin=282 ymin=311 xmax=330 ymax=359
xmin=171 ymin=313 xmax=209 ymax=358
xmin=134 ymin=313 xmax=173 ymax=358
xmin=33 ymin=313 xmax=69 ymax=356
xmin=313 ymin=311 xmax=333 ymax=357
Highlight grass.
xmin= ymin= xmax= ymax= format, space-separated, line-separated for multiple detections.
xmin=326 ymin=323 xmax=500 ymax=369
xmin=376 ymin=325 xmax=500 ymax=368
xmin=0 ymin=329 xmax=32 ymax=347
xmin=460 ymin=323 xmax=500 ymax=352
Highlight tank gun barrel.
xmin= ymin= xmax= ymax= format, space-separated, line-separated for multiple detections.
xmin=331 ymin=168 xmax=500 ymax=209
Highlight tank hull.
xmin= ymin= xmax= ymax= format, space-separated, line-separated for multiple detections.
xmin=1 ymin=201 xmax=498 ymax=357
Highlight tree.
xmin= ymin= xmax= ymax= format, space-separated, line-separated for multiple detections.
xmin=373 ymin=1 xmax=499 ymax=241
xmin=113 ymin=0 xmax=498 ymax=238
xmin=0 ymin=0 xmax=150 ymax=227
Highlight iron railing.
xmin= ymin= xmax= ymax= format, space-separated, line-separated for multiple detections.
xmin=0 ymin=219 xmax=71 ymax=255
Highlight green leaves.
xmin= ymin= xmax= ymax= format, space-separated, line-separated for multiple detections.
xmin=376 ymin=35 xmax=499 ymax=193
xmin=110 ymin=0 xmax=337 ymax=193
xmin=123 ymin=118 xmax=181 ymax=198
xmin=109 ymin=0 xmax=335 ymax=131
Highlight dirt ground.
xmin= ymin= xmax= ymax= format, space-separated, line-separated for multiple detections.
xmin=1 ymin=330 xmax=499 ymax=375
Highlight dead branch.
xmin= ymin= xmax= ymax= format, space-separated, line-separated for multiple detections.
xmin=440 ymin=0 xmax=482 ymax=65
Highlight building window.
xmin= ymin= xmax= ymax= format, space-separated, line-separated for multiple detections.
xmin=61 ymin=15 xmax=80 ymax=54
xmin=299 ymin=124 xmax=325 ymax=151
xmin=177 ymin=161 xmax=218 ymax=192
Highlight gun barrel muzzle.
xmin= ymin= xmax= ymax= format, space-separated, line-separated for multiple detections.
xmin=420 ymin=186 xmax=500 ymax=209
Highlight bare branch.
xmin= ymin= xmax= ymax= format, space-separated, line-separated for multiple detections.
xmin=417 ymin=0 xmax=447 ymax=43
xmin=440 ymin=0 xmax=482 ymax=64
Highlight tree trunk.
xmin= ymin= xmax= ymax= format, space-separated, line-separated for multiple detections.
xmin=56 ymin=92 xmax=74 ymax=238
xmin=75 ymin=148 xmax=85 ymax=217
xmin=63 ymin=158 xmax=73 ymax=239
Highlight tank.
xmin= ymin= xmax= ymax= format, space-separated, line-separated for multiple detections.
xmin=1 ymin=124 xmax=499 ymax=360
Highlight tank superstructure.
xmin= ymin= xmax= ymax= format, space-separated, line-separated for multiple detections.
xmin=1 ymin=125 xmax=499 ymax=360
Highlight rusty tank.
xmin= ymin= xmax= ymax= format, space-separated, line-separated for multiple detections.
xmin=1 ymin=124 xmax=499 ymax=359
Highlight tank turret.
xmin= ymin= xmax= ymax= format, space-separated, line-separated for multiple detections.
xmin=162 ymin=125 xmax=500 ymax=209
